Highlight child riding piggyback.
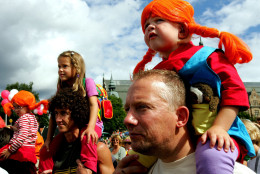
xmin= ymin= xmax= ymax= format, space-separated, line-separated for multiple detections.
xmin=133 ymin=0 xmax=255 ymax=173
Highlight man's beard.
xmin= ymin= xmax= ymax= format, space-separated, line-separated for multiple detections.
xmin=131 ymin=139 xmax=158 ymax=156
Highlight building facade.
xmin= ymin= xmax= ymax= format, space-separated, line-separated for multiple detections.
xmin=103 ymin=76 xmax=260 ymax=118
xmin=244 ymin=82 xmax=260 ymax=119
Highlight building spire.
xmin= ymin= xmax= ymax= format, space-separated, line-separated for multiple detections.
xmin=199 ymin=37 xmax=203 ymax=46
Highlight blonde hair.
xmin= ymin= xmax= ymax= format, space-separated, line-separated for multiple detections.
xmin=134 ymin=0 xmax=252 ymax=74
xmin=111 ymin=134 xmax=122 ymax=147
xmin=57 ymin=50 xmax=86 ymax=97
xmin=242 ymin=119 xmax=260 ymax=146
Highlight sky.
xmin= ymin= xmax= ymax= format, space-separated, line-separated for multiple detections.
xmin=0 ymin=0 xmax=260 ymax=100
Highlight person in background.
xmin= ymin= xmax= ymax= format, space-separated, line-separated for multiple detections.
xmin=110 ymin=134 xmax=126 ymax=162
xmin=123 ymin=136 xmax=132 ymax=155
xmin=242 ymin=119 xmax=260 ymax=173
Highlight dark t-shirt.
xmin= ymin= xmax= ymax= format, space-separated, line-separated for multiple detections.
xmin=53 ymin=137 xmax=81 ymax=173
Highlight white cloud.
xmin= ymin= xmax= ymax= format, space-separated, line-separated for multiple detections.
xmin=198 ymin=0 xmax=260 ymax=82
xmin=0 ymin=0 xmax=146 ymax=99
xmin=0 ymin=0 xmax=259 ymax=100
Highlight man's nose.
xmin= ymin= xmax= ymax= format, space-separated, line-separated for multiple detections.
xmin=124 ymin=110 xmax=138 ymax=126
xmin=55 ymin=115 xmax=62 ymax=122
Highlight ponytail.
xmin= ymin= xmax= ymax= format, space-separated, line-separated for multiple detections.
xmin=3 ymin=103 xmax=13 ymax=116
xmin=29 ymin=100 xmax=49 ymax=114
xmin=133 ymin=49 xmax=156 ymax=74
xmin=189 ymin=23 xmax=252 ymax=64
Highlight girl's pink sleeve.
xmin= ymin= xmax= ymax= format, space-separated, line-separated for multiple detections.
xmin=85 ymin=78 xmax=98 ymax=97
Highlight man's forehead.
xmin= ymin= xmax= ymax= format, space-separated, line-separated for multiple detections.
xmin=129 ymin=78 xmax=166 ymax=93
xmin=125 ymin=78 xmax=166 ymax=103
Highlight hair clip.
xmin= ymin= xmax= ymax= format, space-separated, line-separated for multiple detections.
xmin=70 ymin=51 xmax=74 ymax=58
xmin=77 ymin=74 xmax=79 ymax=78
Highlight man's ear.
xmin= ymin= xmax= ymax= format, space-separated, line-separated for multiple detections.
xmin=178 ymin=23 xmax=189 ymax=39
xmin=176 ymin=106 xmax=189 ymax=128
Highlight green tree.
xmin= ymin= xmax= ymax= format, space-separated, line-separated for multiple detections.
xmin=238 ymin=111 xmax=256 ymax=122
xmin=0 ymin=82 xmax=49 ymax=127
xmin=103 ymin=95 xmax=126 ymax=134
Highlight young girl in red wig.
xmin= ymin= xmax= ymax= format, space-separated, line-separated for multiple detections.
xmin=133 ymin=0 xmax=255 ymax=173
xmin=0 ymin=90 xmax=48 ymax=174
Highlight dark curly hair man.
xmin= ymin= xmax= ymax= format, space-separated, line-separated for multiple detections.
xmin=39 ymin=88 xmax=96 ymax=173
xmin=49 ymin=88 xmax=90 ymax=129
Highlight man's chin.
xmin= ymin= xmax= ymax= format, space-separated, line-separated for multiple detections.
xmin=57 ymin=127 xmax=67 ymax=133
xmin=131 ymin=142 xmax=153 ymax=156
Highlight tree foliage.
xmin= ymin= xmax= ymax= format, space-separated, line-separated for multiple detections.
xmin=0 ymin=82 xmax=49 ymax=127
xmin=238 ymin=111 xmax=256 ymax=122
xmin=103 ymin=95 xmax=126 ymax=134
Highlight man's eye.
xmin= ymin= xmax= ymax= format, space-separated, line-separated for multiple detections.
xmin=137 ymin=105 xmax=148 ymax=110
xmin=61 ymin=111 xmax=67 ymax=116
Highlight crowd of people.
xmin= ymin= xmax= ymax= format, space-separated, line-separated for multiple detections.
xmin=0 ymin=0 xmax=259 ymax=173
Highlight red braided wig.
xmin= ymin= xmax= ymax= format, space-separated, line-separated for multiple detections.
xmin=3 ymin=90 xmax=48 ymax=116
xmin=133 ymin=0 xmax=252 ymax=74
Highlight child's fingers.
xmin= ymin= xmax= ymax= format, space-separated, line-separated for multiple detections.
xmin=209 ymin=135 xmax=217 ymax=148
xmin=223 ymin=137 xmax=230 ymax=152
xmin=87 ymin=134 xmax=91 ymax=144
xmin=200 ymin=132 xmax=208 ymax=144
xmin=92 ymin=135 xmax=95 ymax=145
xmin=81 ymin=133 xmax=84 ymax=141
xmin=230 ymin=138 xmax=235 ymax=152
xmin=217 ymin=137 xmax=224 ymax=151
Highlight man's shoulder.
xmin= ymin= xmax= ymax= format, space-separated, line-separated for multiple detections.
xmin=149 ymin=153 xmax=196 ymax=174
xmin=234 ymin=162 xmax=255 ymax=174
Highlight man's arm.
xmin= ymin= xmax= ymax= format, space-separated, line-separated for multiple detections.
xmin=97 ymin=142 xmax=115 ymax=174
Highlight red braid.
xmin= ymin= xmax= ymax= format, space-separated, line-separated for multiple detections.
xmin=189 ymin=23 xmax=252 ymax=64
xmin=133 ymin=49 xmax=156 ymax=75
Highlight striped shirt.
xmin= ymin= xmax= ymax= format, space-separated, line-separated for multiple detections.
xmin=9 ymin=113 xmax=38 ymax=153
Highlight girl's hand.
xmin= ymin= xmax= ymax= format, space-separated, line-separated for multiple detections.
xmin=113 ymin=155 xmax=148 ymax=174
xmin=1 ymin=149 xmax=11 ymax=159
xmin=201 ymin=125 xmax=235 ymax=152
xmin=10 ymin=125 xmax=18 ymax=131
xmin=81 ymin=127 xmax=98 ymax=144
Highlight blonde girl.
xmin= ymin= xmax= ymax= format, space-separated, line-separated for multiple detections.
xmin=40 ymin=51 xmax=102 ymax=173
